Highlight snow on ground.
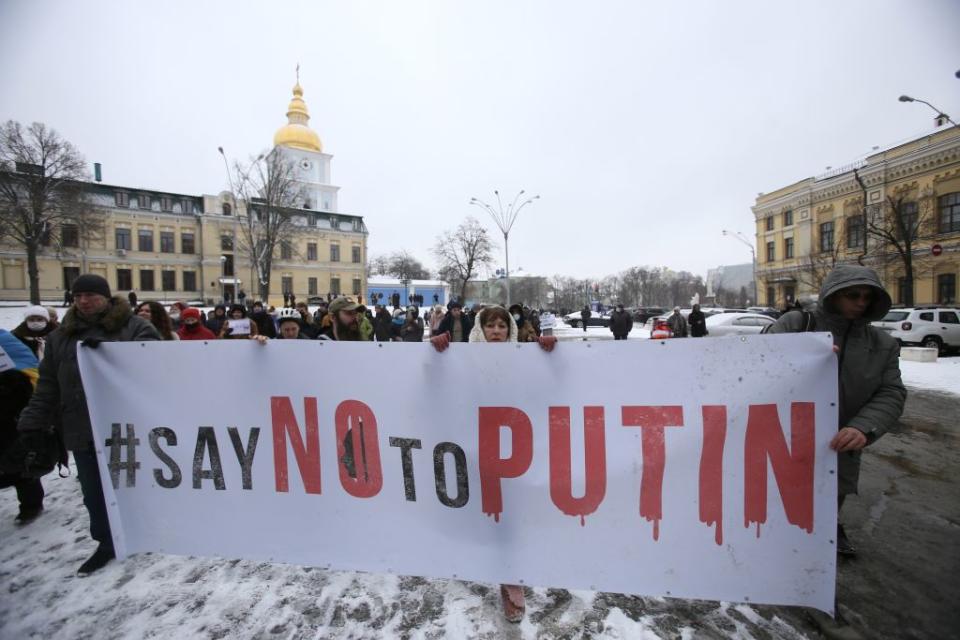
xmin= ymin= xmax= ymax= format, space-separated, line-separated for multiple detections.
xmin=898 ymin=357 xmax=960 ymax=396
xmin=0 ymin=464 xmax=812 ymax=639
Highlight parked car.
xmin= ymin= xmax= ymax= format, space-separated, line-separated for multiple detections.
xmin=563 ymin=311 xmax=611 ymax=328
xmin=704 ymin=312 xmax=775 ymax=337
xmin=872 ymin=306 xmax=960 ymax=354
xmin=630 ymin=307 xmax=666 ymax=324
xmin=746 ymin=306 xmax=782 ymax=319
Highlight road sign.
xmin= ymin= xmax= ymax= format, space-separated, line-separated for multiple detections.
xmin=931 ymin=244 xmax=943 ymax=257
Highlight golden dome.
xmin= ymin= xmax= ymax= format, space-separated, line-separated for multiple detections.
xmin=273 ymin=82 xmax=323 ymax=152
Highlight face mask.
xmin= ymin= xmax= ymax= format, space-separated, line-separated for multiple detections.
xmin=170 ymin=312 xmax=180 ymax=320
xmin=27 ymin=320 xmax=47 ymax=331
xmin=512 ymin=313 xmax=521 ymax=322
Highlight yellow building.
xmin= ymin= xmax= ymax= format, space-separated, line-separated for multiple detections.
xmin=753 ymin=125 xmax=960 ymax=308
xmin=0 ymin=80 xmax=368 ymax=305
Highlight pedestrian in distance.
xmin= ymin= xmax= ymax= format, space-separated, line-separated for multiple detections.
xmin=608 ymin=304 xmax=633 ymax=340
xmin=666 ymin=307 xmax=688 ymax=338
xmin=63 ymin=289 xmax=73 ymax=307
xmin=429 ymin=305 xmax=557 ymax=622
xmin=206 ymin=304 xmax=228 ymax=335
xmin=127 ymin=290 xmax=138 ymax=310
xmin=580 ymin=305 xmax=591 ymax=331
xmin=16 ymin=274 xmax=160 ymax=574
xmin=688 ymin=304 xmax=708 ymax=338
xmin=509 ymin=304 xmax=539 ymax=342
xmin=177 ymin=307 xmax=217 ymax=341
xmin=373 ymin=304 xmax=394 ymax=342
xmin=249 ymin=301 xmax=277 ymax=339
xmin=136 ymin=301 xmax=178 ymax=340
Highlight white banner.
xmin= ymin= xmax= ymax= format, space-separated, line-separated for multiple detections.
xmin=78 ymin=334 xmax=838 ymax=611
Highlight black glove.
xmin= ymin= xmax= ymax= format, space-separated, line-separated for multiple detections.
xmin=81 ymin=338 xmax=103 ymax=349
xmin=0 ymin=430 xmax=58 ymax=478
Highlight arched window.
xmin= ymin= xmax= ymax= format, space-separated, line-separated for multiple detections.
xmin=222 ymin=202 xmax=232 ymax=216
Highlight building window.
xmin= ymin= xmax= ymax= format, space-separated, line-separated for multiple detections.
xmin=116 ymin=269 xmax=132 ymax=291
xmin=140 ymin=270 xmax=155 ymax=291
xmin=280 ymin=241 xmax=293 ymax=260
xmin=221 ymin=235 xmax=233 ymax=251
xmin=765 ymin=217 xmax=775 ymax=231
xmin=897 ymin=277 xmax=907 ymax=305
xmin=183 ymin=270 xmax=197 ymax=292
xmin=181 ymin=232 xmax=195 ymax=254
xmin=352 ymin=278 xmax=362 ymax=296
xmin=766 ymin=241 xmax=775 ymax=262
xmin=282 ymin=276 xmax=293 ymax=295
xmin=161 ymin=270 xmax=176 ymax=291
xmin=819 ymin=221 xmax=834 ymax=252
xmin=782 ymin=209 xmax=793 ymax=227
xmin=330 ymin=277 xmax=341 ymax=295
xmin=330 ymin=244 xmax=340 ymax=262
xmin=307 ymin=243 xmax=317 ymax=261
xmin=939 ymin=274 xmax=957 ymax=305
xmin=160 ymin=197 xmax=173 ymax=212
xmin=137 ymin=194 xmax=150 ymax=209
xmin=138 ymin=229 xmax=154 ymax=252
xmin=352 ymin=219 xmax=362 ymax=232
xmin=352 ymin=246 xmax=361 ymax=263
xmin=115 ymin=228 xmax=131 ymax=250
xmin=308 ymin=277 xmax=318 ymax=296
xmin=307 ymin=214 xmax=316 ymax=227
xmin=61 ymin=224 xmax=79 ymax=248
xmin=784 ymin=237 xmax=794 ymax=259
xmin=160 ymin=231 xmax=175 ymax=253
xmin=846 ymin=216 xmax=864 ymax=248
xmin=897 ymin=202 xmax=918 ymax=240
xmin=766 ymin=286 xmax=775 ymax=307
xmin=181 ymin=199 xmax=193 ymax=214
xmin=222 ymin=202 xmax=232 ymax=216
xmin=330 ymin=215 xmax=339 ymax=230
xmin=784 ymin=285 xmax=795 ymax=303
xmin=939 ymin=193 xmax=960 ymax=234
xmin=115 ymin=192 xmax=129 ymax=207
xmin=63 ymin=266 xmax=80 ymax=290
xmin=39 ymin=226 xmax=52 ymax=246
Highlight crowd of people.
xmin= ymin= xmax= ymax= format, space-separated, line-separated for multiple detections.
xmin=0 ymin=266 xmax=906 ymax=633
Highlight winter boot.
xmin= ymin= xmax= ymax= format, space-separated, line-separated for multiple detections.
xmin=78 ymin=544 xmax=115 ymax=575
xmin=500 ymin=584 xmax=525 ymax=623
xmin=14 ymin=504 xmax=43 ymax=525
xmin=837 ymin=524 xmax=857 ymax=557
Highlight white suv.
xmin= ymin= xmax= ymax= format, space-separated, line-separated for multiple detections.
xmin=872 ymin=307 xmax=960 ymax=354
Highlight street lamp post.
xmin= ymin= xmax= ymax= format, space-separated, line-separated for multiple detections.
xmin=898 ymin=95 xmax=957 ymax=127
xmin=470 ymin=190 xmax=540 ymax=308
xmin=722 ymin=229 xmax=757 ymax=305
xmin=219 ymin=255 xmax=227 ymax=304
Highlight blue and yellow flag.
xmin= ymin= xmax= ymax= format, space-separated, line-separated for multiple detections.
xmin=0 ymin=329 xmax=39 ymax=387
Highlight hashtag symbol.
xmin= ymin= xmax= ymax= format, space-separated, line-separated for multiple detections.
xmin=105 ymin=423 xmax=140 ymax=489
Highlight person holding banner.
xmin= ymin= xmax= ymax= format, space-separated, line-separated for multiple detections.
xmin=317 ymin=297 xmax=366 ymax=341
xmin=136 ymin=301 xmax=179 ymax=340
xmin=430 ymin=305 xmax=557 ymax=622
xmin=16 ymin=275 xmax=160 ymax=574
xmin=434 ymin=300 xmax=473 ymax=343
xmin=220 ymin=304 xmax=259 ymax=339
xmin=767 ymin=266 xmax=905 ymax=638
xmin=176 ymin=308 xmax=217 ymax=341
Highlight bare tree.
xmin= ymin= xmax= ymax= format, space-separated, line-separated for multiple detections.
xmin=432 ymin=217 xmax=495 ymax=302
xmin=233 ymin=151 xmax=302 ymax=301
xmin=0 ymin=121 xmax=90 ymax=303
xmin=797 ymin=235 xmax=845 ymax=294
xmin=385 ymin=251 xmax=432 ymax=281
xmin=865 ymin=189 xmax=935 ymax=307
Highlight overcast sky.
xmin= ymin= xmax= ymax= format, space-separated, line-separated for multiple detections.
xmin=1 ymin=0 xmax=957 ymax=280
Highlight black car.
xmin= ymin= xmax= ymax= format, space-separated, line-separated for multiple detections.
xmin=630 ymin=307 xmax=666 ymax=324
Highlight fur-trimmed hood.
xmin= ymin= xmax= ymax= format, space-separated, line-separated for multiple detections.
xmin=61 ymin=297 xmax=135 ymax=336
xmin=468 ymin=306 xmax=520 ymax=343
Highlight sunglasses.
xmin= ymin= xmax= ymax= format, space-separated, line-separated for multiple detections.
xmin=840 ymin=289 xmax=873 ymax=302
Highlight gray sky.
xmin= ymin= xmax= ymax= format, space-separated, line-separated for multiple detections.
xmin=1 ymin=0 xmax=957 ymax=281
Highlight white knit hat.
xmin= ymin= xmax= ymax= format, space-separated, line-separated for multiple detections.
xmin=23 ymin=305 xmax=49 ymax=320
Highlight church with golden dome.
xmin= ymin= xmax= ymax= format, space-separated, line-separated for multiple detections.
xmin=0 ymin=72 xmax=368 ymax=306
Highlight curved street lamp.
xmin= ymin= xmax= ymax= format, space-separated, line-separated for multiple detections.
xmin=898 ymin=95 xmax=957 ymax=127
xmin=470 ymin=190 xmax=540 ymax=308
xmin=722 ymin=229 xmax=757 ymax=305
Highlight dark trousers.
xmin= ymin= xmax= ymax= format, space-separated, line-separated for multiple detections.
xmin=613 ymin=334 xmax=627 ymax=340
xmin=0 ymin=474 xmax=43 ymax=509
xmin=73 ymin=449 xmax=113 ymax=550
